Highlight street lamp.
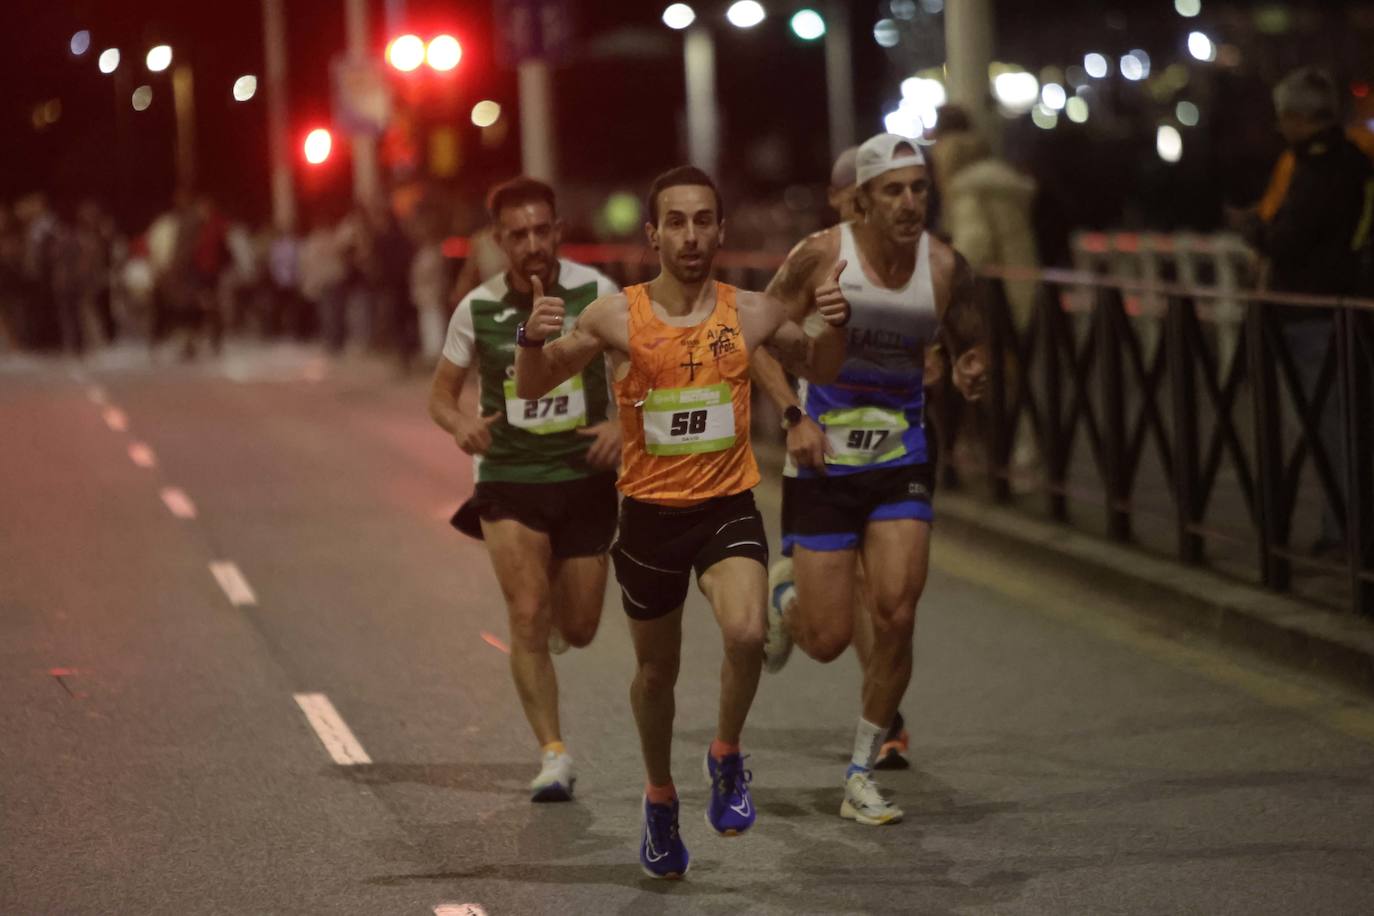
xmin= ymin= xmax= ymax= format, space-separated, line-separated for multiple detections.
xmin=790 ymin=9 xmax=826 ymax=41
xmin=146 ymin=44 xmax=172 ymax=73
xmin=726 ymin=1 xmax=766 ymax=29
xmin=662 ymin=3 xmax=695 ymax=29
xmin=98 ymin=48 xmax=120 ymax=74
xmin=232 ymin=75 xmax=258 ymax=102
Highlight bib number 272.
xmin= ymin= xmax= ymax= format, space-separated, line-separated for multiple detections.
xmin=524 ymin=396 xmax=570 ymax=420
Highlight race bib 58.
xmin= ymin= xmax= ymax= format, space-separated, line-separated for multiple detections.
xmin=641 ymin=384 xmax=736 ymax=456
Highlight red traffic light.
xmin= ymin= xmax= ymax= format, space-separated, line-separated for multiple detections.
xmin=386 ymin=34 xmax=425 ymax=72
xmin=303 ymin=127 xmax=333 ymax=165
xmin=426 ymin=35 xmax=462 ymax=71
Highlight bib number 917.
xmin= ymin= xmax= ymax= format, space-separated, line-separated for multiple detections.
xmin=846 ymin=429 xmax=890 ymax=451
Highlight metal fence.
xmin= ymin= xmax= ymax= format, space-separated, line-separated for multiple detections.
xmin=958 ymin=268 xmax=1374 ymax=618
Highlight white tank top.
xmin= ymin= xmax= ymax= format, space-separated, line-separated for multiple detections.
xmin=788 ymin=223 xmax=939 ymax=478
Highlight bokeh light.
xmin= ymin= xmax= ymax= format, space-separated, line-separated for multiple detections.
xmin=471 ymin=100 xmax=502 ymax=128
xmin=662 ymin=3 xmax=695 ymax=29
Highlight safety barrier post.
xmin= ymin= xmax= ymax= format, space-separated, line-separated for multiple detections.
xmin=1097 ymin=286 xmax=1131 ymax=541
xmin=1042 ymin=282 xmax=1068 ymax=521
xmin=1168 ymin=294 xmax=1204 ymax=564
xmin=987 ymin=279 xmax=1012 ymax=502
xmin=1248 ymin=300 xmax=1289 ymax=591
xmin=1341 ymin=305 xmax=1374 ymax=617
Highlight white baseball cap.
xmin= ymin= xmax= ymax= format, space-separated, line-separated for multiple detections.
xmin=855 ymin=132 xmax=927 ymax=186
xmin=829 ymin=146 xmax=859 ymax=190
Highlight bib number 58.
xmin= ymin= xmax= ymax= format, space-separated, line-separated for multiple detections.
xmin=669 ymin=409 xmax=709 ymax=436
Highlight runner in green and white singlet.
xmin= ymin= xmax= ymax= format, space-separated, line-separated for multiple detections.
xmin=428 ymin=177 xmax=621 ymax=804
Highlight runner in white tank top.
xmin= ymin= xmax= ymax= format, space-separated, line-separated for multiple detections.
xmin=751 ymin=133 xmax=990 ymax=826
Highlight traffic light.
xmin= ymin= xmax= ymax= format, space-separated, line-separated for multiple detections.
xmin=386 ymin=34 xmax=425 ymax=72
xmin=303 ymin=127 xmax=333 ymax=165
xmin=386 ymin=33 xmax=462 ymax=72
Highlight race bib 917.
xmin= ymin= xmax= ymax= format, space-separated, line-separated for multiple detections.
xmin=503 ymin=376 xmax=586 ymax=434
xmin=641 ymin=384 xmax=736 ymax=456
xmin=819 ymin=405 xmax=908 ymax=466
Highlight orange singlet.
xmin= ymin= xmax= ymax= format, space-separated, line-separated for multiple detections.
xmin=614 ymin=281 xmax=760 ymax=506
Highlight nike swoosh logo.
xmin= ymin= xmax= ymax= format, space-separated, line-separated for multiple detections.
xmin=643 ymin=829 xmax=668 ymax=862
xmin=729 ymin=796 xmax=752 ymax=817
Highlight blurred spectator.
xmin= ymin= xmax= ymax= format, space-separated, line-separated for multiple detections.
xmin=1248 ymin=68 xmax=1373 ymax=555
xmin=266 ymin=224 xmax=305 ymax=338
xmin=447 ymin=224 xmax=507 ymax=308
xmin=410 ymin=222 xmax=450 ymax=363
xmin=929 ymin=115 xmax=1039 ymax=329
xmin=299 ymin=213 xmax=349 ymax=352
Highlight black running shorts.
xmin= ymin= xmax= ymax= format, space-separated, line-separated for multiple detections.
xmin=781 ymin=462 xmax=936 ymax=555
xmin=450 ymin=471 xmax=618 ymax=559
xmin=611 ymin=491 xmax=769 ymax=620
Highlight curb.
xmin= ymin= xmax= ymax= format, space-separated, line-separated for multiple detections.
xmin=933 ymin=491 xmax=1374 ymax=698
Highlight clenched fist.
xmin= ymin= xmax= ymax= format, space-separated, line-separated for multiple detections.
xmin=814 ymin=259 xmax=852 ymax=328
xmin=524 ymin=274 xmax=565 ymax=343
xmin=455 ymin=411 xmax=502 ymax=455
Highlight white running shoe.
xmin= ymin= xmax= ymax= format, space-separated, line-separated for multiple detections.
xmin=548 ymin=627 xmax=569 ymax=656
xmin=529 ymin=751 xmax=575 ymax=802
xmin=764 ymin=557 xmax=796 ymax=674
xmin=839 ymin=770 xmax=903 ymax=826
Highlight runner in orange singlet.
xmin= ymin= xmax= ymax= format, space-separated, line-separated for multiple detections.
xmin=514 ymin=166 xmax=851 ymax=879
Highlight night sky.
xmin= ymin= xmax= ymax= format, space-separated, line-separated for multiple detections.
xmin=4 ymin=1 xmax=1370 ymax=246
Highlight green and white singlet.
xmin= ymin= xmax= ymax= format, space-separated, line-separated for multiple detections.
xmin=443 ymin=259 xmax=618 ymax=484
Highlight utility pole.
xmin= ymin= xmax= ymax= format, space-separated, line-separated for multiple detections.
xmin=262 ymin=0 xmax=295 ymax=231
xmin=343 ymin=0 xmax=380 ymax=204
xmin=683 ymin=26 xmax=718 ymax=177
xmin=944 ymin=0 xmax=995 ymax=137
xmin=823 ymin=1 xmax=855 ymax=159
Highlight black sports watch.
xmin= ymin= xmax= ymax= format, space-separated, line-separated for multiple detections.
xmin=780 ymin=405 xmax=804 ymax=430
xmin=515 ymin=321 xmax=544 ymax=348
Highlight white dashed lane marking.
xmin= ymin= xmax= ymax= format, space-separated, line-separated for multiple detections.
xmin=208 ymin=561 xmax=258 ymax=607
xmin=160 ymin=487 xmax=197 ymax=519
xmin=128 ymin=442 xmax=157 ymax=468
xmin=102 ymin=407 xmax=128 ymax=432
xmin=293 ymin=693 xmax=372 ymax=766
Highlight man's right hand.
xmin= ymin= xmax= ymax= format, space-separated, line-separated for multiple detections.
xmin=525 ymin=274 xmax=566 ymax=343
xmin=787 ymin=415 xmax=831 ymax=474
xmin=455 ymin=412 xmax=502 ymax=455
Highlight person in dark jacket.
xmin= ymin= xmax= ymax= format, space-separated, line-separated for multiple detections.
xmin=1256 ymin=68 xmax=1374 ymax=554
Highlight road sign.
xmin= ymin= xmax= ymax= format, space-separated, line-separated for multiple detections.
xmin=493 ymin=0 xmax=573 ymax=66
xmin=331 ymin=56 xmax=392 ymax=136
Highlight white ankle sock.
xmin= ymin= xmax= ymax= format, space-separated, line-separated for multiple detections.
xmin=850 ymin=718 xmax=886 ymax=773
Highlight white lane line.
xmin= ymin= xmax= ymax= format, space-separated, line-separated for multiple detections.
xmin=102 ymin=407 xmax=128 ymax=432
xmin=128 ymin=442 xmax=157 ymax=468
xmin=294 ymin=693 xmax=372 ymax=766
xmin=435 ymin=906 xmax=489 ymax=916
xmin=160 ymin=487 xmax=197 ymax=519
xmin=209 ymin=561 xmax=258 ymax=607
xmin=87 ymin=385 xmax=107 ymax=405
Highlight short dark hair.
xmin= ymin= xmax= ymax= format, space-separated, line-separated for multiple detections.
xmin=646 ymin=166 xmax=723 ymax=225
xmin=486 ymin=176 xmax=557 ymax=222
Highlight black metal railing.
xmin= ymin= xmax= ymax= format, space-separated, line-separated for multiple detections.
xmin=950 ymin=268 xmax=1374 ymax=617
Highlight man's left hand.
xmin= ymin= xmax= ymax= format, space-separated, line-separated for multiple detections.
xmin=577 ymin=420 xmax=621 ymax=470
xmin=953 ymin=345 xmax=989 ymax=402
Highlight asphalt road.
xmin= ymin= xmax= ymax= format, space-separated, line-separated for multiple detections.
xmin=3 ymin=343 xmax=1373 ymax=916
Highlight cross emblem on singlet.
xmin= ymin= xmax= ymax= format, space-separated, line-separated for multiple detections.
xmin=679 ymin=351 xmax=703 ymax=382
